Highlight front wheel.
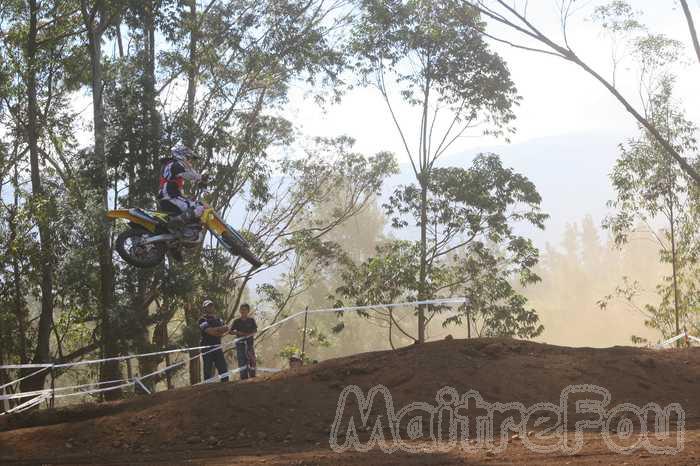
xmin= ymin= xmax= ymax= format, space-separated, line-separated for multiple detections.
xmin=221 ymin=231 xmax=262 ymax=269
xmin=115 ymin=229 xmax=166 ymax=268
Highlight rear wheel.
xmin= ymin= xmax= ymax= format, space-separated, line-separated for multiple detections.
xmin=116 ymin=228 xmax=166 ymax=268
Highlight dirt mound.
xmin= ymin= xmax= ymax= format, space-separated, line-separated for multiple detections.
xmin=1 ymin=338 xmax=699 ymax=465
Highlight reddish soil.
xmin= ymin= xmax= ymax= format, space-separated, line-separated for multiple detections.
xmin=1 ymin=338 xmax=699 ymax=465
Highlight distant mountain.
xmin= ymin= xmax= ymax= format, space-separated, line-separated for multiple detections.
xmin=379 ymin=131 xmax=632 ymax=248
xmin=248 ymin=131 xmax=630 ymax=291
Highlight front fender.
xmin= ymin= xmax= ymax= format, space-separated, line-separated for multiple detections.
xmin=201 ymin=208 xmax=228 ymax=235
xmin=106 ymin=209 xmax=157 ymax=233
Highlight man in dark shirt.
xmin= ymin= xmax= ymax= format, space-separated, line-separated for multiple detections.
xmin=230 ymin=303 xmax=257 ymax=379
xmin=198 ymin=299 xmax=230 ymax=382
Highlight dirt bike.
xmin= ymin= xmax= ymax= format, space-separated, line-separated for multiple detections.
xmin=107 ymin=201 xmax=262 ymax=269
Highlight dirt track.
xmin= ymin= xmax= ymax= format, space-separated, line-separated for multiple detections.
xmin=1 ymin=338 xmax=699 ymax=465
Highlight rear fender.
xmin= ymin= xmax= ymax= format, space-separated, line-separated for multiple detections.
xmin=106 ymin=209 xmax=158 ymax=233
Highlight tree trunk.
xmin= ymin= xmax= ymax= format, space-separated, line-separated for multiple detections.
xmin=145 ymin=1 xmax=160 ymax=184
xmin=418 ymin=176 xmax=427 ymax=343
xmin=185 ymin=0 xmax=197 ymax=148
xmin=184 ymin=302 xmax=202 ymax=384
xmin=0 ymin=351 xmax=7 ymax=414
xmin=669 ymin=202 xmax=681 ymax=344
xmin=134 ymin=276 xmax=158 ymax=392
xmin=22 ymin=0 xmax=54 ymax=394
xmin=10 ymin=166 xmax=28 ymax=367
xmin=416 ymin=72 xmax=432 ymax=344
xmin=466 ymin=306 xmax=471 ymax=339
xmin=82 ymin=2 xmax=121 ymax=399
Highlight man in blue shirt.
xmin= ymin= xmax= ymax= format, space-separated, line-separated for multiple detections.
xmin=198 ymin=299 xmax=230 ymax=382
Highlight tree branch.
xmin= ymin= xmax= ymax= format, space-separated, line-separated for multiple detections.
xmin=680 ymin=0 xmax=700 ymax=66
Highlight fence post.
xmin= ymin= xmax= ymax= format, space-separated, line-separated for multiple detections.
xmin=465 ymin=299 xmax=471 ymax=339
xmin=49 ymin=365 xmax=55 ymax=409
xmin=301 ymin=306 xmax=309 ymax=357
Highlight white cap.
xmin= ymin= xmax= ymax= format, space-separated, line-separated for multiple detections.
xmin=202 ymin=299 xmax=214 ymax=309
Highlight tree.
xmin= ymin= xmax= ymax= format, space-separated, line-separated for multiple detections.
xmin=80 ymin=0 xmax=125 ymax=399
xmin=604 ymin=79 xmax=698 ymax=340
xmin=597 ymin=22 xmax=700 ymax=342
xmin=466 ymin=0 xmax=700 ymax=185
xmin=0 ymin=0 xmax=87 ymax=394
xmin=351 ymin=0 xmax=520 ymax=341
xmin=82 ymin=0 xmax=358 ymax=387
xmin=255 ymin=191 xmax=391 ymax=362
xmin=334 ymin=240 xmax=422 ymax=346
xmin=443 ymin=241 xmax=543 ymax=339
xmin=238 ymin=138 xmax=399 ymax=333
xmin=335 ymin=153 xmax=547 ymax=342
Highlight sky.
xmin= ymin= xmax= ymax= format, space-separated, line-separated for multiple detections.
xmin=283 ymin=0 xmax=700 ymax=248
xmin=291 ymin=0 xmax=700 ymax=150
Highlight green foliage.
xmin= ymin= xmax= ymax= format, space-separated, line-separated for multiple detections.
xmin=603 ymin=59 xmax=700 ymax=339
xmin=336 ymin=154 xmax=546 ymax=340
xmin=592 ymin=1 xmax=643 ymax=34
xmin=386 ymin=154 xmax=547 ymax=235
xmin=0 ymin=0 xmax=398 ymax=391
xmin=350 ymin=0 xmax=524 ymax=342
xmin=278 ymin=344 xmax=314 ymax=364
xmin=351 ymin=0 xmax=519 ymax=136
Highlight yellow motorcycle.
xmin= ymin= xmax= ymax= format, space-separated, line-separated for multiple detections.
xmin=107 ymin=203 xmax=262 ymax=269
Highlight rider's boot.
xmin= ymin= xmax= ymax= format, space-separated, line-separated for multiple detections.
xmin=167 ymin=215 xmax=186 ymax=236
xmin=168 ymin=207 xmax=198 ymax=240
xmin=167 ymin=208 xmax=193 ymax=232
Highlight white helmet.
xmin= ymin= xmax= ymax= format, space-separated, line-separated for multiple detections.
xmin=171 ymin=145 xmax=195 ymax=162
xmin=202 ymin=299 xmax=214 ymax=309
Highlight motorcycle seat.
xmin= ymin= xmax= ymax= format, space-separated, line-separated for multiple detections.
xmin=134 ymin=208 xmax=170 ymax=224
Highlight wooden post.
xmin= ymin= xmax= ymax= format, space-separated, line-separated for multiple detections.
xmin=1 ymin=386 xmax=8 ymax=414
xmin=301 ymin=306 xmax=309 ymax=358
xmin=49 ymin=365 xmax=55 ymax=409
xmin=465 ymin=299 xmax=471 ymax=339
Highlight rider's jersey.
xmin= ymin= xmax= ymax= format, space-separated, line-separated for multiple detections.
xmin=159 ymin=159 xmax=201 ymax=200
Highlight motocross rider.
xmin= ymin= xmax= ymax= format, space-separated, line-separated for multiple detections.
xmin=158 ymin=145 xmax=207 ymax=237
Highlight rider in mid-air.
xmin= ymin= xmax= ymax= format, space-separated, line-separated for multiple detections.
xmin=158 ymin=145 xmax=207 ymax=237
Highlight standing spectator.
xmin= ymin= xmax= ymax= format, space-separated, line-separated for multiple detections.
xmin=230 ymin=303 xmax=257 ymax=379
xmin=199 ymin=299 xmax=230 ymax=382
xmin=289 ymin=353 xmax=303 ymax=370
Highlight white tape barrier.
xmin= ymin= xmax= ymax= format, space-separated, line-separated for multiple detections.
xmin=261 ymin=297 xmax=466 ymax=335
xmin=657 ymin=333 xmax=686 ymax=348
xmin=0 ymin=366 xmax=50 ymax=391
xmin=0 ymin=298 xmax=465 ymax=372
xmin=0 ymin=376 xmax=144 ymax=402
xmin=0 ymin=389 xmax=52 ymax=401
xmin=0 ymin=343 xmax=222 ymax=371
xmin=656 ymin=332 xmax=700 ymax=348
xmin=1 ymin=365 xmax=283 ymax=401
xmin=125 ymin=298 xmax=463 ymax=392
xmin=4 ymin=393 xmax=49 ymax=415
xmin=200 ymin=366 xmax=281 ymax=384
xmin=53 ymin=381 xmax=135 ymax=400
xmin=0 ymin=297 xmax=468 ymax=404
